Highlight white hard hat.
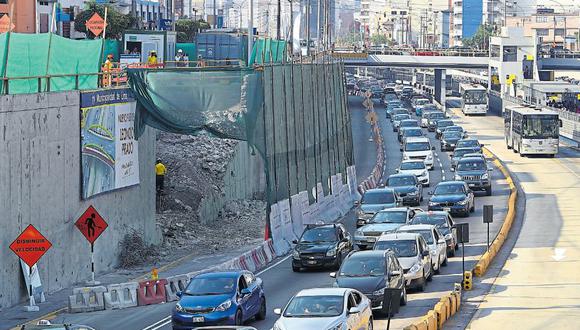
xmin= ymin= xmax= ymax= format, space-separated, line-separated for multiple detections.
xmin=177 ymin=49 xmax=183 ymax=53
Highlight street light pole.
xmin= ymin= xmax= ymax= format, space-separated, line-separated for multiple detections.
xmin=248 ymin=0 xmax=253 ymax=64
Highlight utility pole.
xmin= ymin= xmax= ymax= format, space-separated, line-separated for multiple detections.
xmin=277 ymin=0 xmax=281 ymax=39
xmin=289 ymin=0 xmax=293 ymax=52
xmin=213 ymin=0 xmax=217 ymax=28
xmin=248 ymin=0 xmax=253 ymax=64
xmin=317 ymin=0 xmax=321 ymax=51
xmin=306 ymin=0 xmax=311 ymax=55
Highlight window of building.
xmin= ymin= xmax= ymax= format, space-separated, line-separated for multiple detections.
xmin=0 ymin=0 xmax=9 ymax=4
xmin=491 ymin=45 xmax=500 ymax=59
xmin=535 ymin=15 xmax=548 ymax=23
xmin=536 ymin=29 xmax=549 ymax=36
xmin=503 ymin=46 xmax=517 ymax=62
xmin=554 ymin=28 xmax=565 ymax=37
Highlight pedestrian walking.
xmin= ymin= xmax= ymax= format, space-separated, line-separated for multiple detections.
xmin=155 ymin=159 xmax=167 ymax=194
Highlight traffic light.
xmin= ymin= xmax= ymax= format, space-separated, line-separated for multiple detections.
xmin=463 ymin=271 xmax=473 ymax=290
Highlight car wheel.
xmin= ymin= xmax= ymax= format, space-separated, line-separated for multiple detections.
xmin=292 ymin=264 xmax=301 ymax=272
xmin=235 ymin=309 xmax=243 ymax=325
xmin=427 ymin=266 xmax=434 ymax=281
xmin=400 ymin=286 xmax=407 ymax=306
xmin=434 ymin=257 xmax=441 ymax=274
xmin=442 ymin=253 xmax=448 ymax=266
xmin=368 ymin=318 xmax=374 ymax=330
xmin=418 ymin=272 xmax=426 ymax=292
xmin=485 ymin=187 xmax=492 ymax=196
xmin=256 ymin=297 xmax=267 ymax=320
xmin=470 ymin=202 xmax=475 ymax=213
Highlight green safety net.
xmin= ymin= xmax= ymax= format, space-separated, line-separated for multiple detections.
xmin=176 ymin=43 xmax=197 ymax=58
xmin=127 ymin=62 xmax=352 ymax=205
xmin=249 ymin=39 xmax=287 ymax=65
xmin=0 ymin=32 xmax=102 ymax=94
xmin=0 ymin=33 xmax=7 ymax=93
xmin=102 ymin=39 xmax=121 ymax=62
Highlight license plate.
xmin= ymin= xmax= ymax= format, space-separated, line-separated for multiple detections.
xmin=307 ymin=260 xmax=317 ymax=265
xmin=367 ymin=238 xmax=376 ymax=242
xmin=468 ymin=183 xmax=475 ymax=187
xmin=443 ymin=207 xmax=451 ymax=212
xmin=192 ymin=317 xmax=204 ymax=323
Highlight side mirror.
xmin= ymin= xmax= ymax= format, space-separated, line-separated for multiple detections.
xmin=438 ymin=238 xmax=446 ymax=244
xmin=428 ymin=191 xmax=433 ymax=195
xmin=395 ymin=168 xmax=400 ymax=172
xmin=329 ymin=272 xmax=337 ymax=278
xmin=274 ymin=308 xmax=282 ymax=315
xmin=390 ymin=270 xmax=401 ymax=276
xmin=348 ymin=307 xmax=361 ymax=314
xmin=480 ymin=144 xmax=484 ymax=147
xmin=431 ymin=146 xmax=436 ymax=150
xmin=292 ymin=239 xmax=298 ymax=244
xmin=422 ymin=250 xmax=430 ymax=257
xmin=559 ymin=119 xmax=563 ymax=127
xmin=451 ymin=224 xmax=457 ymax=229
xmin=450 ymin=167 xmax=455 ymax=172
xmin=176 ymin=291 xmax=182 ymax=298
xmin=354 ymin=200 xmax=360 ymax=206
xmin=240 ymin=288 xmax=251 ymax=296
xmin=488 ymin=168 xmax=493 ymax=172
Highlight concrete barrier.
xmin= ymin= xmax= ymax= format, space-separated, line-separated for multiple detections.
xmin=68 ymin=286 xmax=107 ymax=313
xmin=104 ymin=282 xmax=139 ymax=310
xmin=137 ymin=279 xmax=168 ymax=306
xmin=165 ymin=275 xmax=190 ymax=302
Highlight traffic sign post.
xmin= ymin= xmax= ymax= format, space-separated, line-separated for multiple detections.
xmin=456 ymin=222 xmax=469 ymax=284
xmin=75 ymin=205 xmax=108 ymax=285
xmin=9 ymin=225 xmax=53 ymax=312
xmin=483 ymin=205 xmax=494 ymax=251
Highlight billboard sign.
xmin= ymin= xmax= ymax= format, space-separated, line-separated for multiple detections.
xmin=80 ymin=89 xmax=139 ymax=199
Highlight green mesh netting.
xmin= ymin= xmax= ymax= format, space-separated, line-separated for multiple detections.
xmin=249 ymin=39 xmax=287 ymax=65
xmin=127 ymin=63 xmax=352 ymax=205
xmin=103 ymin=39 xmax=121 ymax=62
xmin=0 ymin=32 xmax=102 ymax=94
xmin=176 ymin=43 xmax=197 ymax=58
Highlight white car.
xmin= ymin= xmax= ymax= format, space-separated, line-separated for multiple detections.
xmin=402 ymin=137 xmax=435 ymax=170
xmin=273 ymin=288 xmax=373 ymax=330
xmin=397 ymin=224 xmax=448 ymax=274
xmin=396 ymin=160 xmax=430 ymax=187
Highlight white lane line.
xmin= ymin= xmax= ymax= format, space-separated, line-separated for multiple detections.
xmin=142 ymin=255 xmax=293 ymax=330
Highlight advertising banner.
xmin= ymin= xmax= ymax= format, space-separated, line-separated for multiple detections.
xmin=80 ymin=89 xmax=139 ymax=199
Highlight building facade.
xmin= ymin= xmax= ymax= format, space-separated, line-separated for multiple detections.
xmin=506 ymin=10 xmax=580 ymax=50
xmin=451 ymin=0 xmax=482 ymax=46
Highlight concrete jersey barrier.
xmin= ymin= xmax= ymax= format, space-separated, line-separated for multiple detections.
xmin=68 ymin=286 xmax=107 ymax=313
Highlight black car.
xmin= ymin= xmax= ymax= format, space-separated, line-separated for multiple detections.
xmin=456 ymin=138 xmax=483 ymax=152
xmin=454 ymin=157 xmax=493 ymax=195
xmin=385 ymin=174 xmax=423 ymax=206
xmin=427 ymin=112 xmax=447 ymax=132
xmin=409 ymin=211 xmax=458 ymax=256
xmin=331 ymin=250 xmax=406 ymax=315
xmin=292 ymin=223 xmax=353 ymax=272
xmin=428 ymin=181 xmax=475 ymax=217
xmin=435 ymin=119 xmax=454 ymax=139
xmin=440 ymin=131 xmax=463 ymax=151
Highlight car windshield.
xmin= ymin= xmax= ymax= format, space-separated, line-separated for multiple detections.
xmin=410 ymin=214 xmax=448 ymax=228
xmin=416 ymin=99 xmax=429 ymax=105
xmin=457 ymin=160 xmax=486 ymax=171
xmin=400 ymin=161 xmax=425 ymax=170
xmin=374 ymin=240 xmax=418 ymax=258
xmin=453 ymin=148 xmax=478 ymax=158
xmin=387 ymin=176 xmax=416 ymax=186
xmin=339 ymin=256 xmax=386 ymax=277
xmin=370 ymin=211 xmax=408 ymax=224
xmin=446 ymin=126 xmax=463 ymax=132
xmin=405 ymin=142 xmax=430 ymax=151
xmin=284 ymin=295 xmax=344 ymax=317
xmin=400 ymin=120 xmax=417 ymax=127
xmin=437 ymin=120 xmax=453 ymax=128
xmin=463 ymin=90 xmax=487 ymax=104
xmin=185 ymin=277 xmax=236 ymax=295
xmin=362 ymin=191 xmax=395 ymax=204
xmin=394 ymin=114 xmax=410 ymax=121
xmin=402 ymin=230 xmax=434 ymax=244
xmin=434 ymin=184 xmax=465 ymax=195
xmin=300 ymin=227 xmax=337 ymax=243
xmin=457 ymin=140 xmax=480 ymax=148
xmin=403 ymin=129 xmax=423 ymax=137
xmin=423 ymin=105 xmax=438 ymax=111
xmin=430 ymin=112 xmax=446 ymax=120
xmin=443 ymin=131 xmax=462 ymax=139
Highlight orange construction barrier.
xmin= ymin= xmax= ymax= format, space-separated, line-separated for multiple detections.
xmin=137 ymin=279 xmax=167 ymax=306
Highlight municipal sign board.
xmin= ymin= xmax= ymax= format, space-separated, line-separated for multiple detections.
xmin=0 ymin=15 xmax=15 ymax=33
xmin=75 ymin=205 xmax=108 ymax=244
xmin=10 ymin=225 xmax=53 ymax=268
xmin=86 ymin=12 xmax=105 ymax=37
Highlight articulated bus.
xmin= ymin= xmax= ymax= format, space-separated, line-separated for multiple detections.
xmin=460 ymin=83 xmax=488 ymax=115
xmin=504 ymin=105 xmax=560 ymax=157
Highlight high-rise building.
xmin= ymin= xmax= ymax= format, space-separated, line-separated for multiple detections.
xmin=483 ymin=0 xmax=503 ymax=26
xmin=451 ymin=0 xmax=482 ymax=46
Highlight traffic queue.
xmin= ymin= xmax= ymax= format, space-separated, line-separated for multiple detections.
xmin=166 ymin=82 xmax=493 ymax=330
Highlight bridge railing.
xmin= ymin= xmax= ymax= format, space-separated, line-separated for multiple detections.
xmin=332 ymin=48 xmax=489 ymax=57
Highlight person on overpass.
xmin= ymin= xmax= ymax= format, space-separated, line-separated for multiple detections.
xmin=155 ymin=159 xmax=167 ymax=194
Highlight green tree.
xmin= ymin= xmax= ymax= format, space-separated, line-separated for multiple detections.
xmin=370 ymin=34 xmax=391 ymax=46
xmin=462 ymin=24 xmax=495 ymax=50
xmin=175 ymin=19 xmax=210 ymax=42
xmin=74 ymin=1 xmax=134 ymax=39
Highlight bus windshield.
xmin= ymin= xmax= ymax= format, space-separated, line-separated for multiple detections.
xmin=463 ymin=90 xmax=487 ymax=105
xmin=523 ymin=115 xmax=559 ymax=139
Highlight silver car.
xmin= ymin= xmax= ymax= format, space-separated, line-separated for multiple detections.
xmin=273 ymin=288 xmax=373 ymax=330
xmin=397 ymin=224 xmax=448 ymax=274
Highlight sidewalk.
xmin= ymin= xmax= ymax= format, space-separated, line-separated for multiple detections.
xmin=2 ymin=238 xmax=264 ymax=330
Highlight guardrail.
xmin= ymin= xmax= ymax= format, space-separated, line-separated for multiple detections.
xmin=332 ymin=48 xmax=490 ymax=57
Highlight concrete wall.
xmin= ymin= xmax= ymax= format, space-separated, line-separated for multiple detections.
xmin=0 ymin=91 xmax=160 ymax=309
xmin=198 ymin=141 xmax=265 ymax=224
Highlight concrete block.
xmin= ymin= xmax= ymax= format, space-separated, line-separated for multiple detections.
xmin=165 ymin=274 xmax=190 ymax=302
xmin=68 ymin=286 xmax=107 ymax=313
xmin=104 ymin=282 xmax=139 ymax=310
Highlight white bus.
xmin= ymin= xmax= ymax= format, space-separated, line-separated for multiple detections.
xmin=504 ymin=105 xmax=560 ymax=157
xmin=460 ymin=83 xmax=488 ymax=115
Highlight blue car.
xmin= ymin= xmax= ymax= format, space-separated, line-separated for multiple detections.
xmin=428 ymin=181 xmax=475 ymax=217
xmin=172 ymin=271 xmax=266 ymax=329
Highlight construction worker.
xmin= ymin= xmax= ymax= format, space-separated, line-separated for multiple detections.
xmin=155 ymin=159 xmax=167 ymax=194
xmin=102 ymin=54 xmax=114 ymax=87
xmin=197 ymin=55 xmax=206 ymax=68
xmin=147 ymin=50 xmax=158 ymax=67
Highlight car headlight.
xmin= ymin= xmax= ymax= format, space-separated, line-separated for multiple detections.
xmin=430 ymin=249 xmax=437 ymax=256
xmin=273 ymin=323 xmax=284 ymax=330
xmin=356 ymin=209 xmax=364 ymax=216
xmin=454 ymin=174 xmax=462 ymax=180
xmin=373 ymin=287 xmax=385 ymax=296
xmin=326 ymin=248 xmax=337 ymax=257
xmin=214 ymin=299 xmax=232 ymax=312
xmin=355 ymin=230 xmax=363 ymax=237
xmin=175 ymin=302 xmax=184 ymax=312
xmin=292 ymin=250 xmax=300 ymax=259
xmin=428 ymin=201 xmax=438 ymax=206
xmin=409 ymin=262 xmax=422 ymax=274
xmin=457 ymin=198 xmax=469 ymax=205
xmin=327 ymin=323 xmax=346 ymax=330
xmin=427 ymin=154 xmax=433 ymax=160
xmin=403 ymin=154 xmax=409 ymax=160
xmin=421 ymin=170 xmax=428 ymax=177
xmin=482 ymin=173 xmax=489 ymax=180
xmin=445 ymin=233 xmax=453 ymax=240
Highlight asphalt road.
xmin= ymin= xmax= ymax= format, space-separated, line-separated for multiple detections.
xmin=49 ymin=95 xmax=510 ymax=330
xmin=444 ymin=99 xmax=580 ymax=329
